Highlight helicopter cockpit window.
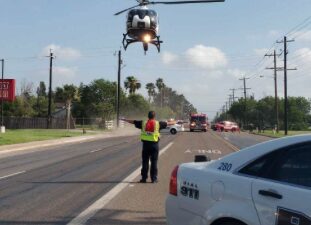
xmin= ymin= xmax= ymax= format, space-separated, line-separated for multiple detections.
xmin=127 ymin=10 xmax=137 ymax=21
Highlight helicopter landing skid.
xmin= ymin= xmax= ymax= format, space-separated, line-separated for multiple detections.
xmin=122 ymin=34 xmax=163 ymax=54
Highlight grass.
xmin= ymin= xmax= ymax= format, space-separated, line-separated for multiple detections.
xmin=253 ymin=130 xmax=311 ymax=138
xmin=0 ymin=129 xmax=93 ymax=146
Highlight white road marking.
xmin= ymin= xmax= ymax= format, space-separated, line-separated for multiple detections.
xmin=89 ymin=141 xmax=130 ymax=153
xmin=0 ymin=171 xmax=26 ymax=180
xmin=67 ymin=141 xmax=174 ymax=225
xmin=90 ymin=148 xmax=103 ymax=153
xmin=185 ymin=149 xmax=222 ymax=155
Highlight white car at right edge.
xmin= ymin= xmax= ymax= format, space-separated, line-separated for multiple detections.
xmin=166 ymin=134 xmax=311 ymax=225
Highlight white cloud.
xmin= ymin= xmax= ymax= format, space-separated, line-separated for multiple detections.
xmin=268 ymin=30 xmax=281 ymax=38
xmin=254 ymin=48 xmax=269 ymax=56
xmin=294 ymin=31 xmax=311 ymax=42
xmin=293 ymin=48 xmax=311 ymax=63
xmin=185 ymin=45 xmax=228 ymax=70
xmin=227 ymin=68 xmax=247 ymax=79
xmin=161 ymin=45 xmax=228 ymax=72
xmin=41 ymin=44 xmax=81 ymax=61
xmin=54 ymin=66 xmax=77 ymax=78
xmin=161 ymin=51 xmax=178 ymax=65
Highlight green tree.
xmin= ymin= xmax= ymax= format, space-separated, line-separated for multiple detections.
xmin=287 ymin=96 xmax=311 ymax=130
xmin=55 ymin=84 xmax=78 ymax=129
xmin=124 ymin=76 xmax=141 ymax=94
xmin=145 ymin=82 xmax=156 ymax=103
xmin=76 ymin=79 xmax=119 ymax=121
xmin=122 ymin=94 xmax=150 ymax=118
xmin=37 ymin=81 xmax=47 ymax=97
xmin=155 ymin=78 xmax=165 ymax=108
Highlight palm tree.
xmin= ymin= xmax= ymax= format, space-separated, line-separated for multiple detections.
xmin=145 ymin=83 xmax=156 ymax=103
xmin=124 ymin=76 xmax=141 ymax=94
xmin=156 ymin=78 xmax=165 ymax=108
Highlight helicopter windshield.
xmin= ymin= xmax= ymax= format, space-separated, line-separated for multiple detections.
xmin=127 ymin=9 xmax=157 ymax=21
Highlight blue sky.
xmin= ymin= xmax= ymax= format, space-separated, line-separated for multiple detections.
xmin=1 ymin=0 xmax=311 ymax=118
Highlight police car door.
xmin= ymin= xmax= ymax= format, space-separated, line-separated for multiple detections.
xmin=250 ymin=143 xmax=311 ymax=225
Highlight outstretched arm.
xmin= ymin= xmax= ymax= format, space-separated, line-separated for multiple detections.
xmin=121 ymin=118 xmax=135 ymax=124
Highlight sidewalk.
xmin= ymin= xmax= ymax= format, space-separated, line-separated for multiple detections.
xmin=0 ymin=127 xmax=140 ymax=154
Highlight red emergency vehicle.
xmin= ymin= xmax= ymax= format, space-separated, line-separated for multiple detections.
xmin=189 ymin=113 xmax=208 ymax=132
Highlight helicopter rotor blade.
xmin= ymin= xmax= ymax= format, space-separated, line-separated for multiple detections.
xmin=114 ymin=4 xmax=141 ymax=16
xmin=149 ymin=0 xmax=225 ymax=5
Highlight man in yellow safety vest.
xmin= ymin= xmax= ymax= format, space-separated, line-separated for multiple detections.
xmin=122 ymin=111 xmax=175 ymax=183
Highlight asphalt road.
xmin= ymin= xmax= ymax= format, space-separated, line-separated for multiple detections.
xmin=0 ymin=130 xmax=271 ymax=225
xmin=215 ymin=131 xmax=272 ymax=149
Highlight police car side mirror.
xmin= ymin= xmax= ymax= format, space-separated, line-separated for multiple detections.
xmin=194 ymin=155 xmax=210 ymax=162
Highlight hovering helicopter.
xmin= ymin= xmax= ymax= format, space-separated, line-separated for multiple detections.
xmin=114 ymin=0 xmax=225 ymax=54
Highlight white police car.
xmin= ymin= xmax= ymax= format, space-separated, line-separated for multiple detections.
xmin=161 ymin=123 xmax=184 ymax=135
xmin=166 ymin=134 xmax=311 ymax=225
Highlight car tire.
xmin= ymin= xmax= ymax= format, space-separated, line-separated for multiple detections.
xmin=190 ymin=129 xmax=194 ymax=132
xmin=221 ymin=128 xmax=224 ymax=132
xmin=170 ymin=128 xmax=177 ymax=135
xmin=216 ymin=220 xmax=246 ymax=225
xmin=204 ymin=129 xmax=207 ymax=132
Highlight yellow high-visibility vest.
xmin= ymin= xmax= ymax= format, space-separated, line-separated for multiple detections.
xmin=140 ymin=120 xmax=160 ymax=142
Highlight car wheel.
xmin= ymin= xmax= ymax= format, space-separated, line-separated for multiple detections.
xmin=204 ymin=129 xmax=207 ymax=132
xmin=190 ymin=129 xmax=194 ymax=132
xmin=170 ymin=128 xmax=177 ymax=135
xmin=221 ymin=128 xmax=224 ymax=132
xmin=216 ymin=220 xmax=246 ymax=225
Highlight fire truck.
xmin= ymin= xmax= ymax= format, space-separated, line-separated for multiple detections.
xmin=189 ymin=113 xmax=208 ymax=132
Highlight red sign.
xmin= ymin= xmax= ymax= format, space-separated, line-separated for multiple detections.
xmin=0 ymin=79 xmax=16 ymax=102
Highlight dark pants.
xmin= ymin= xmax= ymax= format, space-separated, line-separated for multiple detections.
xmin=141 ymin=141 xmax=159 ymax=181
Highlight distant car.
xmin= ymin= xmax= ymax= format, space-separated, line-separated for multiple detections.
xmin=166 ymin=134 xmax=311 ymax=225
xmin=161 ymin=123 xmax=184 ymax=135
xmin=211 ymin=123 xmax=216 ymax=131
xmin=214 ymin=121 xmax=239 ymax=132
xmin=231 ymin=122 xmax=240 ymax=132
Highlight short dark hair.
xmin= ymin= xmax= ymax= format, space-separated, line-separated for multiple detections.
xmin=148 ymin=111 xmax=156 ymax=119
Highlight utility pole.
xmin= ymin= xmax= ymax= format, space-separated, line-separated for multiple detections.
xmin=228 ymin=95 xmax=233 ymax=108
xmin=0 ymin=59 xmax=4 ymax=133
xmin=47 ymin=50 xmax=54 ymax=129
xmin=239 ymin=77 xmax=251 ymax=128
xmin=277 ymin=37 xmax=296 ymax=135
xmin=225 ymin=102 xmax=228 ymax=120
xmin=117 ymin=50 xmax=122 ymax=128
xmin=229 ymin=88 xmax=238 ymax=103
xmin=265 ymin=50 xmax=281 ymax=133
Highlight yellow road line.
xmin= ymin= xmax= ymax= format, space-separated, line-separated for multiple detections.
xmin=210 ymin=131 xmax=240 ymax=152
